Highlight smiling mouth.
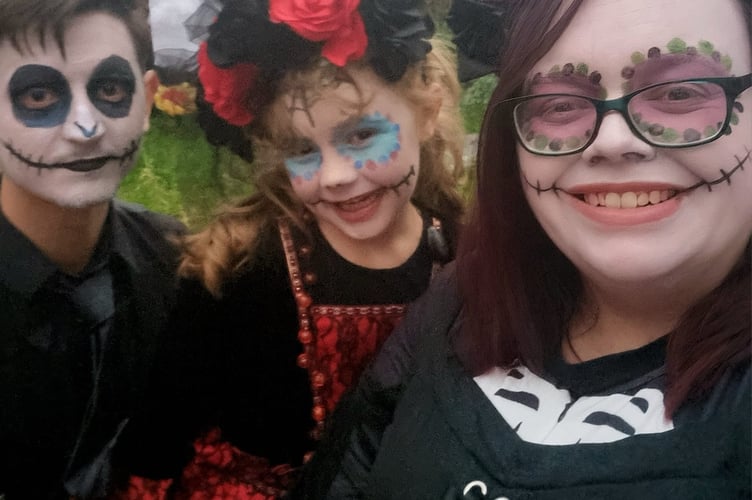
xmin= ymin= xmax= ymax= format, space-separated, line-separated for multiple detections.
xmin=329 ymin=189 xmax=386 ymax=211
xmin=524 ymin=147 xmax=751 ymax=208
xmin=3 ymin=140 xmax=140 ymax=173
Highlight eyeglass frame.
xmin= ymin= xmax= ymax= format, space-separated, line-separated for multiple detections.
xmin=494 ymin=73 xmax=752 ymax=157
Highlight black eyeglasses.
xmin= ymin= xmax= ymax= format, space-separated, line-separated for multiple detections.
xmin=494 ymin=73 xmax=752 ymax=156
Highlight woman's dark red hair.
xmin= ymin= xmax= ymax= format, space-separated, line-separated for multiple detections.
xmin=455 ymin=0 xmax=751 ymax=416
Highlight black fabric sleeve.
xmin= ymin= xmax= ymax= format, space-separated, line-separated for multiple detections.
xmin=289 ymin=263 xmax=462 ymax=499
xmin=114 ymin=223 xmax=296 ymax=478
xmin=113 ymin=277 xmax=224 ymax=478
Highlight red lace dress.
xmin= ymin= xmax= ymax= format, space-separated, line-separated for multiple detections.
xmin=113 ymin=218 xmax=445 ymax=499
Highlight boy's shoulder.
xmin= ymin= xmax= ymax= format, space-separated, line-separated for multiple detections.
xmin=110 ymin=199 xmax=186 ymax=268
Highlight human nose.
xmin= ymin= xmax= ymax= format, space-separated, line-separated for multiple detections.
xmin=318 ymin=148 xmax=359 ymax=188
xmin=581 ymin=111 xmax=656 ymax=165
xmin=63 ymin=94 xmax=104 ymax=142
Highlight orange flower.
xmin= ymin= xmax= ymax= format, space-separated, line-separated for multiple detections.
xmin=154 ymin=82 xmax=197 ymax=116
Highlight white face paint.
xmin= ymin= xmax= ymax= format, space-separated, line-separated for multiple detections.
xmin=0 ymin=12 xmax=152 ymax=208
xmin=517 ymin=0 xmax=752 ymax=291
xmin=282 ymin=66 xmax=426 ymax=242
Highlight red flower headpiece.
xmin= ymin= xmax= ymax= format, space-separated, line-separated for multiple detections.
xmin=191 ymin=0 xmax=433 ymax=158
xmin=269 ymin=0 xmax=367 ymax=67
xmin=197 ymin=42 xmax=257 ymax=126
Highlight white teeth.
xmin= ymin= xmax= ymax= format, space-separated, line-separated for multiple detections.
xmin=583 ymin=189 xmax=676 ymax=208
xmin=621 ymin=192 xmax=638 ymax=209
xmin=604 ymin=192 xmax=621 ymax=208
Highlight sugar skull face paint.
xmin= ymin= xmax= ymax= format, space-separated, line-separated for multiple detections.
xmin=516 ymin=0 xmax=752 ymax=292
xmin=285 ymin=112 xmax=402 ymax=181
xmin=0 ymin=12 xmax=153 ymax=208
xmin=282 ymin=66 xmax=425 ymax=242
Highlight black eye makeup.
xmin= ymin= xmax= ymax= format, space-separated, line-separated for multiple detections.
xmin=9 ymin=65 xmax=72 ymax=128
xmin=87 ymin=55 xmax=136 ymax=118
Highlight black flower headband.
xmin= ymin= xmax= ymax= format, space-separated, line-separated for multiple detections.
xmin=447 ymin=0 xmax=509 ymax=82
xmin=191 ymin=0 xmax=435 ymax=129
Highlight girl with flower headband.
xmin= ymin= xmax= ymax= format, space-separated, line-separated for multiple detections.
xmin=112 ymin=0 xmax=466 ymax=497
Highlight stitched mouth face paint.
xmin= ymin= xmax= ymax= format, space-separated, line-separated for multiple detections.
xmin=0 ymin=12 xmax=151 ymax=208
xmin=514 ymin=0 xmax=752 ymax=287
xmin=3 ymin=139 xmax=139 ymax=173
xmin=283 ymin=65 xmax=423 ymax=242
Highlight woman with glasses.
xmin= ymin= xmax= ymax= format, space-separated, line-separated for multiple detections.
xmin=293 ymin=0 xmax=751 ymax=498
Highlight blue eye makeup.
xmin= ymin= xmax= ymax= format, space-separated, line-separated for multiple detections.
xmin=87 ymin=56 xmax=136 ymax=118
xmin=335 ymin=112 xmax=401 ymax=169
xmin=9 ymin=65 xmax=71 ymax=127
xmin=285 ymin=151 xmax=323 ymax=182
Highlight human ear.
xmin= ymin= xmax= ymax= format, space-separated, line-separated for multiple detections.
xmin=418 ymin=81 xmax=443 ymax=142
xmin=142 ymin=69 xmax=159 ymax=132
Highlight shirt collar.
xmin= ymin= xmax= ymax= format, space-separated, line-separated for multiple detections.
xmin=0 ymin=202 xmax=137 ymax=298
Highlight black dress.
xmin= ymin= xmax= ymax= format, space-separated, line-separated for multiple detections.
xmin=116 ymin=214 xmax=454 ymax=498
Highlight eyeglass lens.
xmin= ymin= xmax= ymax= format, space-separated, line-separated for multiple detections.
xmin=514 ymin=81 xmax=729 ymax=155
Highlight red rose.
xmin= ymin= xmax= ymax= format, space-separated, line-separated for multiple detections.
xmin=197 ymin=42 xmax=257 ymax=126
xmin=269 ymin=0 xmax=368 ymax=66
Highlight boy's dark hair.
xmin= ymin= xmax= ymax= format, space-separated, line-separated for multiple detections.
xmin=0 ymin=0 xmax=153 ymax=71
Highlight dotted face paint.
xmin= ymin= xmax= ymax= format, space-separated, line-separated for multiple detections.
xmin=285 ymin=112 xmax=402 ymax=183
xmin=620 ymin=38 xmax=743 ymax=144
xmin=520 ymin=63 xmax=606 ymax=154
xmin=335 ymin=112 xmax=401 ymax=170
xmin=285 ymin=148 xmax=322 ymax=182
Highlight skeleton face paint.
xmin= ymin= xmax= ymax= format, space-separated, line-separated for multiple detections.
xmin=0 ymin=12 xmax=151 ymax=208
xmin=282 ymin=66 xmax=422 ymax=242
xmin=517 ymin=0 xmax=752 ymax=290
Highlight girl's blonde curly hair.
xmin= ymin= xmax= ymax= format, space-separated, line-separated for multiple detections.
xmin=180 ymin=39 xmax=466 ymax=297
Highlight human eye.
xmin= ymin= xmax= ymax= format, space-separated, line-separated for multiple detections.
xmin=17 ymin=86 xmax=60 ymax=110
xmin=92 ymin=79 xmax=130 ymax=103
xmin=284 ymin=144 xmax=322 ymax=182
xmin=346 ymin=127 xmax=377 ymax=147
xmin=637 ymin=82 xmax=721 ymax=114
xmin=529 ymin=95 xmax=591 ymax=124
xmin=286 ymin=140 xmax=318 ymax=159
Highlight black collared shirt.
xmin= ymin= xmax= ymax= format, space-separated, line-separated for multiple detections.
xmin=0 ymin=200 xmax=183 ymax=499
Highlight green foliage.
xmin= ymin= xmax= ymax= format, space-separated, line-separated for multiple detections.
xmin=460 ymin=73 xmax=497 ymax=133
xmin=117 ymin=112 xmax=253 ymax=229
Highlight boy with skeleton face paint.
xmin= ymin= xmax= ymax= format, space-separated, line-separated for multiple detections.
xmin=0 ymin=0 xmax=183 ymax=498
